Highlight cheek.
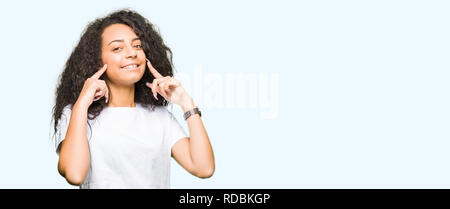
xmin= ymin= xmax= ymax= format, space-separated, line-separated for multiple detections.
xmin=138 ymin=51 xmax=146 ymax=61
xmin=102 ymin=52 xmax=121 ymax=66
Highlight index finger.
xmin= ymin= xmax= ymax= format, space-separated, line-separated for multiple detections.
xmin=92 ymin=64 xmax=107 ymax=79
xmin=147 ymin=58 xmax=163 ymax=78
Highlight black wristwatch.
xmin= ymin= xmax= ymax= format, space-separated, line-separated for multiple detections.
xmin=184 ymin=107 xmax=201 ymax=120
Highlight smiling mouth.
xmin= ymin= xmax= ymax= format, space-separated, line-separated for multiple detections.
xmin=121 ymin=64 xmax=140 ymax=70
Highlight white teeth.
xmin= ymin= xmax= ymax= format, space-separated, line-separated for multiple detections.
xmin=122 ymin=65 xmax=138 ymax=70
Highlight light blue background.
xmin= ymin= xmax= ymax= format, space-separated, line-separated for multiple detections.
xmin=0 ymin=0 xmax=449 ymax=188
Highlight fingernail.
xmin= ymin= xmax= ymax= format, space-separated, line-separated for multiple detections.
xmin=106 ymin=98 xmax=108 ymax=103
xmin=153 ymin=93 xmax=158 ymax=100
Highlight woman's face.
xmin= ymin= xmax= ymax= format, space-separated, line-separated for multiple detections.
xmin=101 ymin=23 xmax=146 ymax=86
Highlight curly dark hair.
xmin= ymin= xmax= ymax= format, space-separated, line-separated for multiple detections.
xmin=52 ymin=9 xmax=174 ymax=134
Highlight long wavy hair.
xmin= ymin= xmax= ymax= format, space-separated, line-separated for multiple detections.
xmin=52 ymin=9 xmax=174 ymax=134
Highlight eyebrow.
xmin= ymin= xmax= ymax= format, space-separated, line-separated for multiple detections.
xmin=108 ymin=37 xmax=141 ymax=46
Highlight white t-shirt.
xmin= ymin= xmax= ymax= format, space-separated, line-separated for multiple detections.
xmin=55 ymin=103 xmax=187 ymax=189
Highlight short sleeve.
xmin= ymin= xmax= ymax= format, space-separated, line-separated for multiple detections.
xmin=164 ymin=109 xmax=188 ymax=152
xmin=55 ymin=105 xmax=72 ymax=155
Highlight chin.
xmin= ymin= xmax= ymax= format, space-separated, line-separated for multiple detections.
xmin=111 ymin=67 xmax=145 ymax=85
xmin=123 ymin=74 xmax=144 ymax=85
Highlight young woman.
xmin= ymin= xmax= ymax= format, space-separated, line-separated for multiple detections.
xmin=52 ymin=9 xmax=215 ymax=188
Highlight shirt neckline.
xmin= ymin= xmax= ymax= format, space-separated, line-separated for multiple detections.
xmin=104 ymin=103 xmax=140 ymax=110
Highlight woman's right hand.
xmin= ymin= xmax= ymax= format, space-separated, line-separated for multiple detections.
xmin=59 ymin=66 xmax=108 ymax=185
xmin=76 ymin=64 xmax=109 ymax=107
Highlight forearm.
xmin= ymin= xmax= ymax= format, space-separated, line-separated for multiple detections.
xmin=58 ymin=101 xmax=91 ymax=185
xmin=182 ymin=99 xmax=215 ymax=176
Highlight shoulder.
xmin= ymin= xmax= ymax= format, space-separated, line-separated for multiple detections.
xmin=61 ymin=104 xmax=73 ymax=118
xmin=138 ymin=103 xmax=170 ymax=115
xmin=137 ymin=104 xmax=178 ymax=122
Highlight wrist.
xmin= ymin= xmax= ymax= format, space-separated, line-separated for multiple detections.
xmin=74 ymin=98 xmax=91 ymax=110
xmin=183 ymin=107 xmax=201 ymax=120
xmin=181 ymin=97 xmax=195 ymax=112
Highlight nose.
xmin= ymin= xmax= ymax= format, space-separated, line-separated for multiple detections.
xmin=124 ymin=44 xmax=137 ymax=59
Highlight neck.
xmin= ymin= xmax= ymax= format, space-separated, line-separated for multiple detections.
xmin=106 ymin=81 xmax=136 ymax=107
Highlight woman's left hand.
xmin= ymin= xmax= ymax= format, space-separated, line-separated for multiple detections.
xmin=145 ymin=58 xmax=193 ymax=108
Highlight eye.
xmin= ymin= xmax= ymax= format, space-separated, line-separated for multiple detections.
xmin=113 ymin=47 xmax=122 ymax=52
xmin=134 ymin=44 xmax=142 ymax=49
